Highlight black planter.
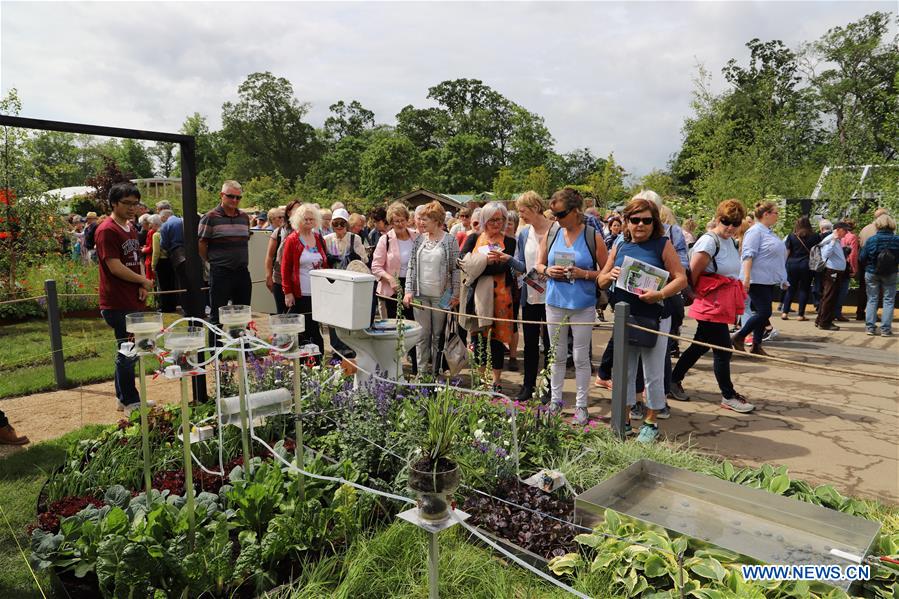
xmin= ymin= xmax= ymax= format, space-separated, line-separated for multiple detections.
xmin=407 ymin=462 xmax=460 ymax=521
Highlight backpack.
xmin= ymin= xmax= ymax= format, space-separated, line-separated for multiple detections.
xmin=808 ymin=241 xmax=827 ymax=273
xmin=874 ymin=247 xmax=898 ymax=276
xmin=547 ymin=222 xmax=598 ymax=268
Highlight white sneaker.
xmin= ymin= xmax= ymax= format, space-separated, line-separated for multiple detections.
xmin=720 ymin=394 xmax=754 ymax=413
xmin=117 ymin=400 xmax=155 ymax=416
xmin=549 ymin=401 xmax=564 ymax=415
xmin=573 ymin=407 xmax=589 ymax=425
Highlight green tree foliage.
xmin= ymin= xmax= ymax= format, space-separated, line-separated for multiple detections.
xmin=179 ymin=112 xmax=227 ymax=190
xmin=221 ymin=72 xmax=321 ymax=185
xmin=522 ymin=166 xmax=552 ymax=200
xmin=558 ymin=148 xmax=606 ymax=186
xmin=85 ymin=158 xmax=135 ymax=213
xmin=428 ymin=133 xmax=494 ymax=193
xmin=148 ymin=141 xmax=177 ymax=177
xmin=671 ymin=11 xmax=898 ymax=221
xmin=24 ymin=131 xmax=85 ymax=190
xmin=0 ymin=90 xmax=68 ymax=295
xmin=323 ymin=100 xmax=375 ymax=142
xmin=588 ymin=153 xmax=628 ymax=209
xmin=492 ymin=167 xmax=517 ymax=199
xmin=116 ymin=139 xmax=154 ymax=178
xmin=359 ymin=135 xmax=421 ymax=200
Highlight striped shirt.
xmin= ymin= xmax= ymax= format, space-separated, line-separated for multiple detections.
xmin=198 ymin=204 xmax=250 ymax=269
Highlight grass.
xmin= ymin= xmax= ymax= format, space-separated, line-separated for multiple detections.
xmin=0 ymin=424 xmax=107 ymax=598
xmin=265 ymin=522 xmax=574 ymax=598
xmin=0 ymin=316 xmax=166 ymax=399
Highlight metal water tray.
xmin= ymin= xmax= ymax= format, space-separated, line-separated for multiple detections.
xmin=575 ymin=460 xmax=881 ymax=591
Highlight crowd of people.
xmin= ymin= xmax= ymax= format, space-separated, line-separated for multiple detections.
xmin=5 ymin=180 xmax=894 ymax=448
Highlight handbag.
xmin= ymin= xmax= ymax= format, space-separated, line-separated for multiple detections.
xmin=627 ymin=314 xmax=661 ymax=348
xmin=442 ymin=315 xmax=468 ymax=376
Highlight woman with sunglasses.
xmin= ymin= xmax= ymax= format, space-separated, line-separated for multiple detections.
xmin=731 ymin=201 xmax=787 ymax=356
xmin=669 ymin=200 xmax=754 ymax=413
xmin=596 ymin=198 xmax=686 ymax=442
xmin=536 ymin=188 xmax=608 ymax=424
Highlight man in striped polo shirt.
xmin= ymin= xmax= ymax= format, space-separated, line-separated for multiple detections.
xmin=198 ymin=180 xmax=252 ymax=325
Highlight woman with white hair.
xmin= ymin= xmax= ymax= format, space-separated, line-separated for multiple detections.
xmin=460 ymin=201 xmax=517 ymax=392
xmin=280 ymin=203 xmax=328 ymax=359
xmin=319 ymin=208 xmax=334 ymax=237
xmin=141 ymin=214 xmax=162 ymax=284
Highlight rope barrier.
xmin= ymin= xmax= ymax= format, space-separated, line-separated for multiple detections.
xmin=625 ymin=321 xmax=899 ymax=382
xmin=0 ymin=502 xmax=48 ymax=599
xmin=0 ymin=294 xmax=46 ymax=306
xmin=376 ymin=293 xmax=610 ymax=328
xmin=382 ymin=290 xmax=899 ymax=383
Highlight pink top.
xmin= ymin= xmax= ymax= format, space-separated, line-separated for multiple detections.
xmin=841 ymin=231 xmax=860 ymax=275
xmin=370 ymin=228 xmax=420 ymax=297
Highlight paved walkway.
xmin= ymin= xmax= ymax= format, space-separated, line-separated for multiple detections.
xmin=1 ymin=312 xmax=896 ymax=503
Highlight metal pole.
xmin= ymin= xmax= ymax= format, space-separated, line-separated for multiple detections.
xmin=180 ymin=374 xmax=195 ymax=548
xmin=292 ymin=354 xmax=305 ymax=501
xmin=236 ymin=336 xmax=252 ymax=473
xmin=137 ymin=354 xmax=153 ymax=495
xmin=179 ymin=138 xmax=207 ymax=404
xmin=611 ymin=301 xmax=630 ymax=440
xmin=428 ymin=531 xmax=439 ymax=599
xmin=43 ymin=280 xmax=68 ymax=390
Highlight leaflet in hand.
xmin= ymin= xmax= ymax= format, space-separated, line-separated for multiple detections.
xmin=616 ymin=256 xmax=669 ymax=295
xmin=523 ymin=268 xmax=546 ymax=293
xmin=554 ymin=251 xmax=576 ymax=268
xmin=438 ymin=288 xmax=454 ymax=310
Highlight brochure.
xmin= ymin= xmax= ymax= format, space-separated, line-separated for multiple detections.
xmin=616 ymin=256 xmax=669 ymax=295
xmin=438 ymin=287 xmax=454 ymax=310
xmin=523 ymin=268 xmax=546 ymax=293
xmin=554 ymin=251 xmax=576 ymax=268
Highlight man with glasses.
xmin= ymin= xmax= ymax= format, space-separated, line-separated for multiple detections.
xmin=96 ymin=183 xmax=155 ymax=416
xmin=198 ymin=180 xmax=252 ymax=328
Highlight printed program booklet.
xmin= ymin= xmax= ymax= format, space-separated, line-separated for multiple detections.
xmin=616 ymin=256 xmax=669 ymax=295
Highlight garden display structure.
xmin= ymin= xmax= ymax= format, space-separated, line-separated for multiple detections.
xmin=23 ymin=312 xmax=899 ymax=598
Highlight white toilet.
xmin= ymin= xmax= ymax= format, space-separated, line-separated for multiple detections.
xmin=310 ymin=269 xmax=422 ymax=386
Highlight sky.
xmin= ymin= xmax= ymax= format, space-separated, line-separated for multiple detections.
xmin=1 ymin=1 xmax=895 ymax=178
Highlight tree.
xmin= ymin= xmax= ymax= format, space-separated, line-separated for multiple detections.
xmin=0 ymin=90 xmax=68 ymax=296
xmin=395 ymin=105 xmax=447 ymax=150
xmin=808 ymin=11 xmax=898 ymax=162
xmin=323 ymin=100 xmax=375 ymax=142
xmin=179 ymin=112 xmax=226 ymax=190
xmin=431 ymin=134 xmax=495 ymax=193
xmin=24 ymin=131 xmax=84 ymax=190
xmin=148 ymin=141 xmax=177 ymax=177
xmin=220 ymin=72 xmax=321 ymax=184
xmin=559 ymin=148 xmax=605 ymax=186
xmin=115 ymin=139 xmax=154 ymax=178
xmin=85 ymin=158 xmax=135 ymax=213
xmin=359 ymin=135 xmax=421 ymax=200
xmin=588 ymin=153 xmax=628 ymax=208
xmin=507 ymin=107 xmax=555 ymax=175
xmin=522 ymin=166 xmax=552 ymax=200
xmin=492 ymin=167 xmax=517 ymax=199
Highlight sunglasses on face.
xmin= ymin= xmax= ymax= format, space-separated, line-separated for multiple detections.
xmin=720 ymin=218 xmax=741 ymax=227
xmin=628 ymin=216 xmax=654 ymax=225
xmin=332 ymin=221 xmax=347 ymax=228
xmin=223 ymin=193 xmax=242 ymax=200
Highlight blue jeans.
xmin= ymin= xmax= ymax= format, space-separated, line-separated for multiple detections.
xmin=101 ymin=309 xmax=140 ymax=407
xmin=865 ymin=271 xmax=897 ymax=333
xmin=737 ymin=284 xmax=775 ymax=346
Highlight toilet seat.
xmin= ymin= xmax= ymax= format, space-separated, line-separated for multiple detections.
xmin=337 ymin=319 xmax=423 ymax=386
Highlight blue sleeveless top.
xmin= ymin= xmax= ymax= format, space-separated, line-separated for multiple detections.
xmin=612 ymin=237 xmax=668 ymax=318
xmin=546 ymin=226 xmax=597 ymax=310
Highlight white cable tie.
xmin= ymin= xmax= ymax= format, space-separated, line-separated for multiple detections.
xmin=453 ymin=512 xmax=592 ymax=599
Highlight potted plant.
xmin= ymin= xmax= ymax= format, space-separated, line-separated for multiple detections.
xmin=407 ymin=387 xmax=463 ymax=521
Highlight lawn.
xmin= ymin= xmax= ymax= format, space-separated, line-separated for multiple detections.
xmin=0 ymin=316 xmax=166 ymax=399
xmin=0 ymin=424 xmax=107 ymax=598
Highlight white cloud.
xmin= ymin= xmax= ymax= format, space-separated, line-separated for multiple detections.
xmin=2 ymin=1 xmax=894 ymax=177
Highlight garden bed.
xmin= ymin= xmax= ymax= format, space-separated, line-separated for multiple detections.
xmin=14 ymin=360 xmax=899 ymax=598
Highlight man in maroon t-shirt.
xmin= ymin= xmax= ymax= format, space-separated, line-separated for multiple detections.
xmin=96 ymin=183 xmax=155 ymax=415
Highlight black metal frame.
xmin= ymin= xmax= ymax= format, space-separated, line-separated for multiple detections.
xmin=0 ymin=114 xmax=207 ymax=401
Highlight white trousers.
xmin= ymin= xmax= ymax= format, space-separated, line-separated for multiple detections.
xmin=546 ymin=304 xmax=595 ymax=408
xmin=626 ymin=315 xmax=671 ymax=411
xmin=413 ymin=296 xmax=446 ymax=373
